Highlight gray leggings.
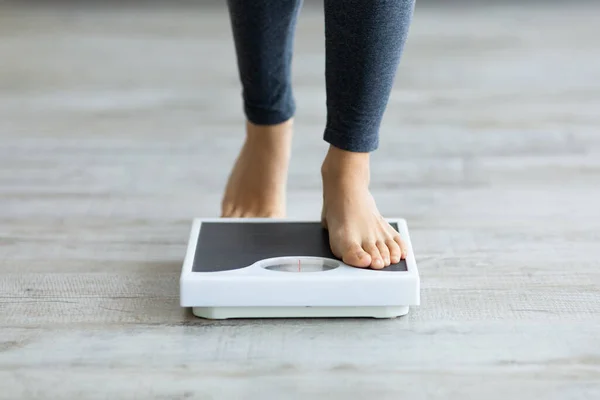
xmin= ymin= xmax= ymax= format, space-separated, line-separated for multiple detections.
xmin=227 ymin=0 xmax=415 ymax=152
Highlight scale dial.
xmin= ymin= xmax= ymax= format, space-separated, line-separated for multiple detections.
xmin=263 ymin=257 xmax=339 ymax=273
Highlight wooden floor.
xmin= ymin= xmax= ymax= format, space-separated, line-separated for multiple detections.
xmin=1 ymin=2 xmax=599 ymax=399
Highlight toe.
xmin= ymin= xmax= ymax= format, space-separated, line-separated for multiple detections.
xmin=376 ymin=240 xmax=391 ymax=266
xmin=229 ymin=208 xmax=243 ymax=218
xmin=341 ymin=242 xmax=372 ymax=268
xmin=364 ymin=241 xmax=384 ymax=269
xmin=386 ymin=238 xmax=401 ymax=264
xmin=240 ymin=209 xmax=255 ymax=218
xmin=393 ymin=234 xmax=407 ymax=259
xmin=221 ymin=202 xmax=234 ymax=218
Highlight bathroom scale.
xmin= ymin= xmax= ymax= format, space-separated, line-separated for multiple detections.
xmin=179 ymin=218 xmax=420 ymax=319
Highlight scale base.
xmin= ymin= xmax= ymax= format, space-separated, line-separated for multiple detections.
xmin=192 ymin=305 xmax=410 ymax=320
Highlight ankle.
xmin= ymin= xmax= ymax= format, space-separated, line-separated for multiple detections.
xmin=321 ymin=145 xmax=370 ymax=183
xmin=245 ymin=120 xmax=293 ymax=150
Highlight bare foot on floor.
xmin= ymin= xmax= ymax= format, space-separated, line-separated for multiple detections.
xmin=321 ymin=145 xmax=407 ymax=269
xmin=221 ymin=120 xmax=292 ymax=218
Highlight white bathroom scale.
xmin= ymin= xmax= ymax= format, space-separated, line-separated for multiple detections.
xmin=179 ymin=218 xmax=420 ymax=319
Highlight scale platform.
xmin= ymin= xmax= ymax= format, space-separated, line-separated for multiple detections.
xmin=179 ymin=218 xmax=420 ymax=319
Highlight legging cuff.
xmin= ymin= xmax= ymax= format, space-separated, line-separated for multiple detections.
xmin=244 ymin=102 xmax=295 ymax=126
xmin=323 ymin=126 xmax=379 ymax=153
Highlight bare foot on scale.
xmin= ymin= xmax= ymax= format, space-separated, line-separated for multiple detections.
xmin=221 ymin=123 xmax=406 ymax=269
xmin=221 ymin=120 xmax=292 ymax=218
xmin=321 ymin=145 xmax=407 ymax=269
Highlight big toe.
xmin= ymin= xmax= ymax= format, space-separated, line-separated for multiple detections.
xmin=340 ymin=242 xmax=372 ymax=268
xmin=363 ymin=241 xmax=385 ymax=269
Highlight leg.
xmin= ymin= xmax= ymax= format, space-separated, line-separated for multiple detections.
xmin=221 ymin=0 xmax=303 ymax=218
xmin=320 ymin=0 xmax=415 ymax=268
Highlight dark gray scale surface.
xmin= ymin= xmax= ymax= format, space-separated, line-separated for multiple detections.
xmin=192 ymin=222 xmax=408 ymax=272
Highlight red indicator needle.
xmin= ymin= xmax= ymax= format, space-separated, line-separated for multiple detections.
xmin=298 ymin=259 xmax=301 ymax=272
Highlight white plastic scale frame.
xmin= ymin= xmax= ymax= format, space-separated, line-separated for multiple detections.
xmin=180 ymin=218 xmax=420 ymax=319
